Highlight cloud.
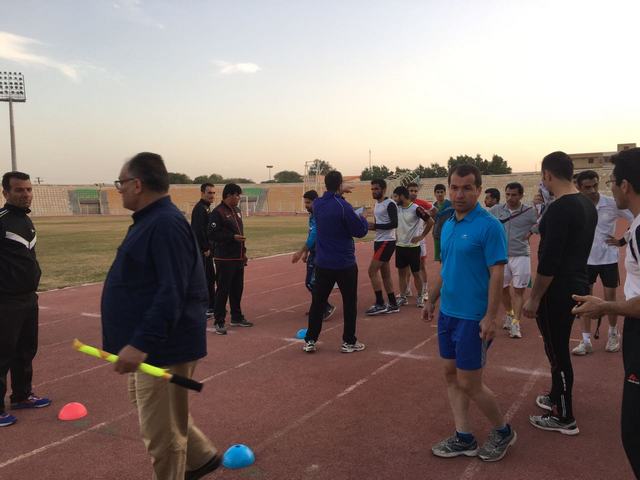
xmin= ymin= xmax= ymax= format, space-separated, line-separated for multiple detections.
xmin=214 ymin=61 xmax=261 ymax=75
xmin=0 ymin=31 xmax=80 ymax=81
xmin=113 ymin=0 xmax=165 ymax=30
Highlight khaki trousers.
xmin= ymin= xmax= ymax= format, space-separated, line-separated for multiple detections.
xmin=128 ymin=361 xmax=215 ymax=480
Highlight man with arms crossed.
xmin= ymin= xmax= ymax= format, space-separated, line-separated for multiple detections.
xmin=424 ymin=164 xmax=515 ymax=462
xmin=191 ymin=183 xmax=216 ymax=316
xmin=431 ymin=184 xmax=453 ymax=263
xmin=523 ymin=151 xmax=597 ymax=435
xmin=365 ymin=179 xmax=400 ymax=315
xmin=572 ymin=148 xmax=640 ymax=478
xmin=489 ymin=182 xmax=538 ymax=339
xmin=572 ymin=170 xmax=632 ymax=356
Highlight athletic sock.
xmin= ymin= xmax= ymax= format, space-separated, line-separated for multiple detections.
xmin=456 ymin=431 xmax=475 ymax=444
xmin=495 ymin=424 xmax=511 ymax=438
xmin=609 ymin=326 xmax=618 ymax=336
xmin=582 ymin=332 xmax=592 ymax=344
xmin=375 ymin=290 xmax=384 ymax=306
xmin=512 ymin=318 xmax=520 ymax=325
xmin=387 ymin=292 xmax=397 ymax=306
xmin=506 ymin=309 xmax=515 ymax=317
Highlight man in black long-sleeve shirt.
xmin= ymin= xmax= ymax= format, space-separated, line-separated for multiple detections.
xmin=191 ymin=183 xmax=216 ymax=315
xmin=0 ymin=171 xmax=51 ymax=428
xmin=523 ymin=151 xmax=597 ymax=435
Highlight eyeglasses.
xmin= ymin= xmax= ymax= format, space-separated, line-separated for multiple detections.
xmin=114 ymin=178 xmax=137 ymax=190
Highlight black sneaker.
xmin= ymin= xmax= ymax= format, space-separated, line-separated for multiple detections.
xmin=478 ymin=426 xmax=517 ymax=462
xmin=323 ymin=304 xmax=336 ymax=321
xmin=529 ymin=414 xmax=579 ymax=436
xmin=214 ymin=324 xmax=227 ymax=335
xmin=431 ymin=435 xmax=478 ymax=458
xmin=230 ymin=318 xmax=253 ymax=327
xmin=365 ymin=304 xmax=387 ymax=316
xmin=535 ymin=394 xmax=553 ymax=412
xmin=205 ymin=308 xmax=215 ymax=317
xmin=384 ymin=303 xmax=400 ymax=314
xmin=185 ymin=453 xmax=221 ymax=480
xmin=303 ymin=340 xmax=317 ymax=353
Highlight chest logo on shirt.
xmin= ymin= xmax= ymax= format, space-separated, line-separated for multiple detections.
xmin=210 ymin=222 xmax=217 ymax=229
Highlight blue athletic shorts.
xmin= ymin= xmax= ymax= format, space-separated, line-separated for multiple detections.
xmin=438 ymin=312 xmax=491 ymax=370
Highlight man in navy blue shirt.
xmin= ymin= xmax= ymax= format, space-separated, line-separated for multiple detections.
xmin=303 ymin=171 xmax=369 ymax=353
xmin=102 ymin=152 xmax=219 ymax=480
xmin=424 ymin=164 xmax=516 ymax=462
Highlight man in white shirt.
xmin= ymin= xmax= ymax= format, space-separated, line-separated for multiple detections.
xmin=573 ymin=170 xmax=633 ymax=356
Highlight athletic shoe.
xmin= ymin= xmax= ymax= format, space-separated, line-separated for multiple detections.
xmin=0 ymin=413 xmax=17 ymax=427
xmin=529 ymin=414 xmax=579 ymax=436
xmin=323 ymin=304 xmax=336 ymax=321
xmin=571 ymin=341 xmax=593 ymax=356
xmin=404 ymin=287 xmax=412 ymax=297
xmin=396 ymin=295 xmax=408 ymax=307
xmin=11 ymin=395 xmax=51 ymax=410
xmin=509 ymin=321 xmax=522 ymax=339
xmin=205 ymin=308 xmax=215 ymax=317
xmin=214 ymin=324 xmax=227 ymax=335
xmin=302 ymin=340 xmax=317 ymax=353
xmin=417 ymin=295 xmax=425 ymax=308
xmin=230 ymin=318 xmax=254 ymax=327
xmin=478 ymin=426 xmax=517 ymax=462
xmin=431 ymin=435 xmax=478 ymax=458
xmin=341 ymin=341 xmax=366 ymax=353
xmin=185 ymin=453 xmax=221 ymax=480
xmin=365 ymin=304 xmax=388 ymax=316
xmin=605 ymin=332 xmax=620 ymax=353
xmin=535 ymin=394 xmax=554 ymax=412
xmin=503 ymin=313 xmax=513 ymax=330
xmin=384 ymin=304 xmax=400 ymax=314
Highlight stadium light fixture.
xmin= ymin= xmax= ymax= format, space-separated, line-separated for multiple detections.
xmin=0 ymin=71 xmax=26 ymax=171
xmin=266 ymin=165 xmax=273 ymax=181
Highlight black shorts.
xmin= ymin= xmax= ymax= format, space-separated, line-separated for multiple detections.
xmin=395 ymin=246 xmax=421 ymax=273
xmin=587 ymin=263 xmax=620 ymax=289
xmin=373 ymin=241 xmax=396 ymax=263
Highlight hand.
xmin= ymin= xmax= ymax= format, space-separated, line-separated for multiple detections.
xmin=479 ymin=316 xmax=497 ymax=342
xmin=522 ymin=297 xmax=539 ymax=318
xmin=233 ymin=234 xmax=246 ymax=242
xmin=114 ymin=345 xmax=148 ymax=374
xmin=302 ymin=250 xmax=309 ymax=263
xmin=605 ymin=236 xmax=621 ymax=247
xmin=572 ymin=294 xmax=606 ymax=318
xmin=292 ymin=251 xmax=303 ymax=264
xmin=410 ymin=236 xmax=424 ymax=244
xmin=203 ymin=249 xmax=211 ymax=257
xmin=422 ymin=300 xmax=436 ymax=322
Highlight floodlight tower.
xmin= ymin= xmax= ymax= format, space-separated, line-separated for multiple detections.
xmin=0 ymin=72 xmax=26 ymax=171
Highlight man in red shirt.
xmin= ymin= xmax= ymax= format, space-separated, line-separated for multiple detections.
xmin=405 ymin=182 xmax=432 ymax=305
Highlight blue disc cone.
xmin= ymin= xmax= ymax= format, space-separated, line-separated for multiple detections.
xmin=223 ymin=444 xmax=255 ymax=469
xmin=296 ymin=328 xmax=307 ymax=339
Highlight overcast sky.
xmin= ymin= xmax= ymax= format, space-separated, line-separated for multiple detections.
xmin=1 ymin=0 xmax=638 ymax=184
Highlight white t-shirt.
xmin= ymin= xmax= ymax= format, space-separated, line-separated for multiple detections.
xmin=624 ymin=213 xmax=640 ymax=301
xmin=588 ymin=195 xmax=634 ymax=266
xmin=397 ymin=202 xmax=428 ymax=247
xmin=374 ymin=198 xmax=397 ymax=242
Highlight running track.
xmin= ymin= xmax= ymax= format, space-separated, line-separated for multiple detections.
xmin=0 ymin=239 xmax=635 ymax=479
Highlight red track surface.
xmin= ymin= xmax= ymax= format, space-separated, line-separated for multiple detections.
xmin=0 ymin=239 xmax=635 ymax=479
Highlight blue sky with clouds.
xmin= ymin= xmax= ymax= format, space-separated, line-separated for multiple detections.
xmin=1 ymin=0 xmax=639 ymax=183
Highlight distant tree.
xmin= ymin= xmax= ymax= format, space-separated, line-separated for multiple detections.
xmin=223 ymin=178 xmax=255 ymax=184
xmin=360 ymin=165 xmax=392 ymax=181
xmin=168 ymin=172 xmax=193 ymax=184
xmin=274 ymin=170 xmax=303 ymax=183
xmin=193 ymin=173 xmax=224 ymax=184
xmin=447 ymin=154 xmax=511 ymax=175
xmin=308 ymin=159 xmax=333 ymax=176
xmin=261 ymin=180 xmax=277 ymax=184
xmin=394 ymin=166 xmax=412 ymax=175
xmin=415 ymin=163 xmax=448 ymax=178
xmin=488 ymin=154 xmax=512 ymax=174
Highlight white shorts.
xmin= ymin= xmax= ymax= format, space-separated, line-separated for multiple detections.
xmin=503 ymin=256 xmax=531 ymax=289
xmin=420 ymin=240 xmax=427 ymax=258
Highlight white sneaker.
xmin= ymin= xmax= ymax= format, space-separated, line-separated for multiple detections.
xmin=417 ymin=295 xmax=425 ymax=308
xmin=572 ymin=341 xmax=593 ymax=356
xmin=302 ymin=340 xmax=317 ymax=353
xmin=341 ymin=341 xmax=366 ymax=353
xmin=605 ymin=333 xmax=620 ymax=353
xmin=509 ymin=321 xmax=522 ymax=339
xmin=404 ymin=287 xmax=412 ymax=298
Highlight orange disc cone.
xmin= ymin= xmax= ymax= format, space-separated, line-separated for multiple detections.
xmin=58 ymin=402 xmax=88 ymax=421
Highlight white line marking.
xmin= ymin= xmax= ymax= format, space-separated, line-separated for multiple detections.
xmin=502 ymin=366 xmax=551 ymax=378
xmin=244 ymin=282 xmax=305 ymax=299
xmin=39 ymin=319 xmax=70 ymax=327
xmin=39 ymin=306 xmax=50 ymax=310
xmin=80 ymin=312 xmax=101 ymax=318
xmin=33 ymin=364 xmax=109 ymax=388
xmin=379 ymin=351 xmax=431 ymax=361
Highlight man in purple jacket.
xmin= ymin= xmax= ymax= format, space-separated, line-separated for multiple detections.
xmin=303 ymin=171 xmax=369 ymax=353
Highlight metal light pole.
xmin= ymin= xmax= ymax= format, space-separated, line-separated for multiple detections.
xmin=0 ymin=72 xmax=26 ymax=171
xmin=266 ymin=165 xmax=273 ymax=181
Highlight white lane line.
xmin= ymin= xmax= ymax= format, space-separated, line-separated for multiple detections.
xmin=39 ymin=319 xmax=71 ymax=327
xmin=502 ymin=366 xmax=551 ymax=378
xmin=33 ymin=364 xmax=110 ymax=388
xmin=379 ymin=351 xmax=431 ymax=361
xmin=80 ymin=312 xmax=101 ymax=318
xmin=244 ymin=282 xmax=305 ymax=299
xmin=255 ymin=333 xmax=437 ymax=452
xmin=458 ymin=367 xmax=544 ymax=480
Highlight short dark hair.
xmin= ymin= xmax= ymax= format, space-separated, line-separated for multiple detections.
xmin=371 ymin=178 xmax=387 ymax=190
xmin=505 ymin=182 xmax=524 ymax=195
xmin=484 ymin=188 xmax=500 ymax=202
xmin=448 ymin=164 xmax=482 ymax=188
xmin=407 ymin=182 xmax=419 ymax=189
xmin=303 ymin=190 xmax=318 ymax=201
xmin=325 ymin=170 xmax=343 ymax=192
xmin=2 ymin=171 xmax=30 ymax=192
xmin=612 ymin=147 xmax=640 ymax=194
xmin=393 ymin=186 xmax=410 ymax=198
xmin=126 ymin=152 xmax=169 ymax=193
xmin=200 ymin=182 xmax=214 ymax=193
xmin=434 ymin=183 xmax=446 ymax=193
xmin=541 ymin=151 xmax=573 ymax=181
xmin=222 ymin=183 xmax=242 ymax=198
xmin=576 ymin=170 xmax=599 ymax=187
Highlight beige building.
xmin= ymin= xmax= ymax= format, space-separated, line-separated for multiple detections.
xmin=570 ymin=143 xmax=636 ymax=169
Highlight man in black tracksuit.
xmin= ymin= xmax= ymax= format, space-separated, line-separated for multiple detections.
xmin=208 ymin=183 xmax=252 ymax=334
xmin=0 ymin=171 xmax=51 ymax=428
xmin=191 ymin=183 xmax=216 ymax=315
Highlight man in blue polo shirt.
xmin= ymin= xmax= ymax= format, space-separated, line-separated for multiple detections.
xmin=423 ymin=164 xmax=515 ymax=462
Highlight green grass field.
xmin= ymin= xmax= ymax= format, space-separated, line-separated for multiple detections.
xmin=35 ymin=215 xmax=312 ymax=290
